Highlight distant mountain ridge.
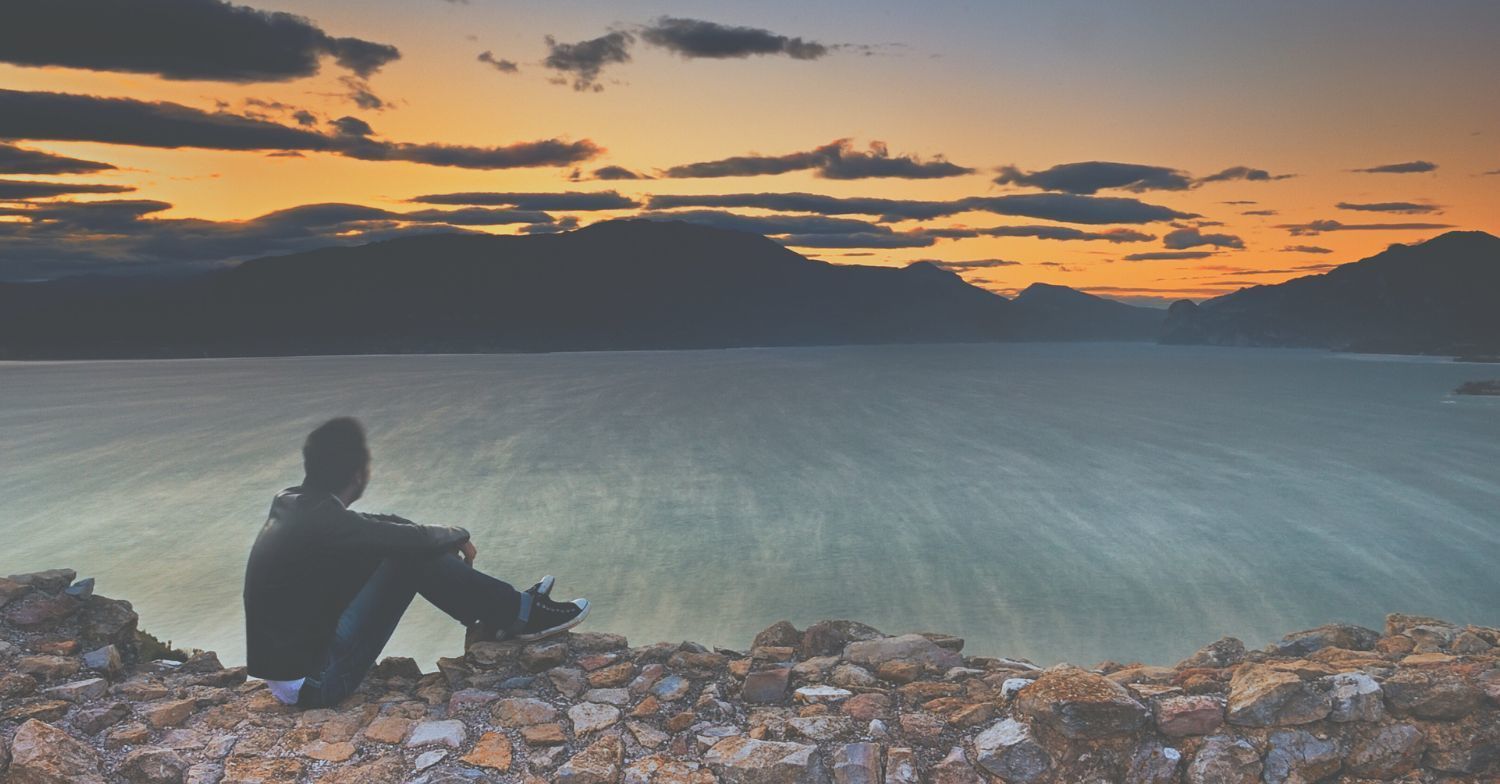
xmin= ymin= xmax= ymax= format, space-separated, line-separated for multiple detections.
xmin=1162 ymin=230 xmax=1500 ymax=354
xmin=0 ymin=219 xmax=1163 ymax=359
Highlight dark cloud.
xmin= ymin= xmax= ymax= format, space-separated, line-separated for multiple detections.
xmin=994 ymin=161 xmax=1192 ymax=194
xmin=1195 ymin=166 xmax=1295 ymax=184
xmin=339 ymin=77 xmax=388 ymax=110
xmin=1242 ymin=209 xmax=1278 ymax=216
xmin=521 ymin=216 xmax=580 ymax=234
xmin=478 ymin=51 xmax=519 ymax=73
xmin=1483 ymin=169 xmax=1500 ymax=176
xmin=1221 ymin=200 xmax=1258 ymax=205
xmin=1335 ymin=201 xmax=1441 ymax=214
xmin=776 ymin=232 xmax=934 ymax=249
xmin=0 ymin=178 xmax=134 ymax=200
xmin=0 ymin=143 xmax=116 ymax=175
xmin=1282 ymin=245 xmax=1333 ymax=254
xmin=409 ymin=191 xmax=640 ymax=211
xmin=915 ymin=258 xmax=1022 ymax=271
xmin=645 ymin=190 xmax=1191 ymax=225
xmin=543 ymin=31 xmax=634 ymax=91
xmin=578 ymin=165 xmax=652 ymax=181
xmin=639 ymin=17 xmax=827 ymax=60
xmin=0 ymin=0 xmax=399 ymax=82
xmin=636 ymin=209 xmax=895 ymax=237
xmin=975 ymin=225 xmax=1154 ymax=243
xmin=330 ymin=115 xmax=374 ymax=137
xmin=1122 ymin=251 xmax=1218 ymax=261
xmin=1163 ymin=227 xmax=1245 ymax=250
xmin=663 ymin=139 xmax=972 ymax=180
xmin=1350 ymin=160 xmax=1437 ymax=174
xmin=292 ymin=110 xmax=318 ymax=127
xmin=1277 ymin=219 xmax=1453 ymax=236
xmin=0 ymin=89 xmax=601 ymax=170
xmin=0 ymin=199 xmax=562 ymax=279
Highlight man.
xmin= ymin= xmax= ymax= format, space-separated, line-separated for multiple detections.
xmin=244 ymin=417 xmax=588 ymax=708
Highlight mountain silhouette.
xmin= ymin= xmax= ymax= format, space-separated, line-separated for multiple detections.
xmin=1162 ymin=231 xmax=1500 ymax=354
xmin=0 ymin=219 xmax=1163 ymax=359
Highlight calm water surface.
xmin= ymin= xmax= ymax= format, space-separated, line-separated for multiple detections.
xmin=2 ymin=343 xmax=1497 ymax=668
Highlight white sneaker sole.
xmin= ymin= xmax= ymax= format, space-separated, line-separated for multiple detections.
xmin=514 ymin=598 xmax=590 ymax=642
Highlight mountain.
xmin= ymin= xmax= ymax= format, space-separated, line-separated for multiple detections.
xmin=1163 ymin=231 xmax=1500 ymax=354
xmin=0 ymin=219 xmax=1167 ymax=359
xmin=1007 ymin=282 xmax=1164 ymax=341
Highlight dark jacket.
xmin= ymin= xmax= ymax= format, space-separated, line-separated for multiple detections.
xmin=243 ymin=485 xmax=469 ymax=680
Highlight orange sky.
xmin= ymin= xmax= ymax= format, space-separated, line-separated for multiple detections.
xmin=2 ymin=1 xmax=1497 ymax=302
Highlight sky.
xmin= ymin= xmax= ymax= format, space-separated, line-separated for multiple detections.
xmin=1 ymin=0 xmax=1497 ymax=303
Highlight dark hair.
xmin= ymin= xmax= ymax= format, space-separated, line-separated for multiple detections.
xmin=302 ymin=417 xmax=370 ymax=491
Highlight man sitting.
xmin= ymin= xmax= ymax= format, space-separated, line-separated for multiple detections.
xmin=243 ymin=417 xmax=588 ymax=708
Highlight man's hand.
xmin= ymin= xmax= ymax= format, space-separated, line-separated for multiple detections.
xmin=458 ymin=540 xmax=477 ymax=565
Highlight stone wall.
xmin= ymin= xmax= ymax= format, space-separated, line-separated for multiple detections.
xmin=1 ymin=568 xmax=1497 ymax=783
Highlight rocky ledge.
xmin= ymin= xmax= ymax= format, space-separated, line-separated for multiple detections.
xmin=2 ymin=570 xmax=1499 ymax=784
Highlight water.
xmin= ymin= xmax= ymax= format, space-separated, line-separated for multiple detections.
xmin=2 ymin=343 xmax=1497 ymax=669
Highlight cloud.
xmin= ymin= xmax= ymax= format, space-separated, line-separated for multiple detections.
xmin=330 ymin=115 xmax=374 ymax=137
xmin=521 ymin=216 xmax=580 ymax=234
xmin=1122 ymin=250 xmax=1218 ymax=261
xmin=0 ymin=143 xmax=116 ymax=175
xmin=543 ymin=31 xmax=634 ymax=91
xmin=645 ymin=190 xmax=1191 ymax=225
xmin=636 ymin=209 xmax=894 ymax=236
xmin=1195 ymin=166 xmax=1295 ymax=184
xmin=1163 ymin=227 xmax=1245 ymax=250
xmin=0 ymin=198 xmax=564 ymax=279
xmin=0 ymin=178 xmax=135 ymax=200
xmin=478 ymin=51 xmax=519 ymax=73
xmin=339 ymin=77 xmax=388 ymax=110
xmin=1335 ymin=201 xmax=1441 ymax=214
xmin=1277 ymin=219 xmax=1453 ymax=236
xmin=1241 ymin=209 xmax=1278 ymax=216
xmin=1281 ymin=245 xmax=1334 ymax=254
xmin=663 ymin=139 xmax=972 ymax=180
xmin=408 ymin=191 xmax=640 ymax=211
xmin=639 ymin=17 xmax=827 ymax=60
xmin=960 ymin=193 xmax=1195 ymax=225
xmin=1221 ymin=200 xmax=1258 ymax=205
xmin=974 ymin=225 xmax=1154 ymax=243
xmin=0 ymin=89 xmax=601 ymax=170
xmin=776 ymin=232 xmax=934 ymax=249
xmin=577 ymin=165 xmax=652 ymax=181
xmin=0 ymin=0 xmax=399 ymax=82
xmin=1483 ymin=169 xmax=1500 ymax=176
xmin=645 ymin=192 xmax=956 ymax=221
xmin=994 ymin=161 xmax=1192 ymax=194
xmin=1350 ymin=160 xmax=1437 ymax=174
xmin=914 ymin=258 xmax=1022 ymax=271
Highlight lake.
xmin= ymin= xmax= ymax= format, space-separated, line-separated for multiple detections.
xmin=2 ymin=343 xmax=1497 ymax=669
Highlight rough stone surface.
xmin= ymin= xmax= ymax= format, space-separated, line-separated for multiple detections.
xmin=1154 ymin=694 xmax=1224 ymax=737
xmin=8 ymin=719 xmax=105 ymax=784
xmin=1225 ymin=664 xmax=1330 ymax=726
xmin=1014 ymin=666 xmax=1148 ymax=739
xmin=830 ymin=742 xmax=879 ymax=784
xmin=842 ymin=634 xmax=962 ymax=672
xmin=704 ymin=736 xmax=822 ymax=784
xmin=972 ymin=718 xmax=1050 ymax=783
xmin=1186 ymin=735 xmax=1262 ymax=784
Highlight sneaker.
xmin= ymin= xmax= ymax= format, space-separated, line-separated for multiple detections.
xmin=513 ymin=596 xmax=590 ymax=642
xmin=525 ymin=575 xmax=555 ymax=599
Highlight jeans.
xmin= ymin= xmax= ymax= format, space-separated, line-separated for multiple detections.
xmin=296 ymin=552 xmax=524 ymax=709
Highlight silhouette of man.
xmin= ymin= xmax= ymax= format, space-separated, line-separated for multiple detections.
xmin=243 ymin=416 xmax=588 ymax=708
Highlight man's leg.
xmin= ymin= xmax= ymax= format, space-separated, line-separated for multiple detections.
xmin=298 ymin=553 xmax=524 ymax=708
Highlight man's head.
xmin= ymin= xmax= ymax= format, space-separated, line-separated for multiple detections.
xmin=302 ymin=417 xmax=371 ymax=502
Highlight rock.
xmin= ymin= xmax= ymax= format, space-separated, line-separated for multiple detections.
xmin=1126 ymin=742 xmax=1182 ymax=784
xmin=0 ymin=575 xmax=29 ymax=606
xmin=1154 ymin=694 xmax=1224 ymax=737
xmin=372 ymin=655 xmax=425 ymax=678
xmin=521 ymin=723 xmax=567 ymax=746
xmin=571 ymin=631 xmax=629 ymax=652
xmin=361 ymin=715 xmax=411 ymax=744
xmin=493 ymin=696 xmax=558 ymax=726
xmin=82 ymin=645 xmax=123 ymax=675
xmin=830 ymin=742 xmax=879 ymax=784
xmin=0 ymin=672 xmax=38 ymax=698
xmin=80 ymin=596 xmax=138 ymax=646
xmin=116 ymin=679 xmax=171 ymax=701
xmin=884 ymin=747 xmax=918 ymax=784
xmin=221 ymin=757 xmax=304 ymax=783
xmin=705 ymin=736 xmax=823 ymax=784
xmin=569 ymin=702 xmax=621 ymax=735
xmin=1225 ymin=664 xmax=1330 ymax=726
xmin=446 ymin=687 xmax=500 ymax=713
xmin=742 ymin=667 xmax=792 ymax=704
xmin=141 ymin=698 xmax=197 ymax=729
xmin=972 ymin=719 xmax=1049 ymax=783
xmin=17 ymin=655 xmax=80 ymax=679
xmin=896 ymin=712 xmax=944 ymax=746
xmin=1185 ymin=735 xmax=1262 ymax=784
xmin=459 ymin=731 xmax=512 ymax=771
xmin=520 ymin=640 xmax=569 ymax=671
xmin=6 ymin=569 xmax=77 ymax=593
xmin=583 ymin=687 xmax=631 ymax=706
xmin=1345 ymin=723 xmax=1425 ymax=778
xmin=183 ymin=763 xmax=221 ymax=784
xmin=5 ymin=593 xmax=81 ymax=627
xmin=1000 ymin=677 xmax=1034 ymax=700
xmin=1421 ymin=715 xmax=1500 ymax=774
xmin=1270 ymin=623 xmax=1380 ymax=656
xmin=549 ymin=666 xmax=588 ymax=698
xmin=8 ymin=719 xmax=104 ymax=784
xmin=793 ymin=685 xmax=851 ymax=704
xmin=1013 ymin=666 xmax=1148 ymax=739
xmin=839 ymin=693 xmax=890 ymax=722
xmin=874 ymin=660 xmax=920 ymax=684
xmin=843 ymin=634 xmax=961 ymax=672
xmin=1381 ymin=668 xmax=1482 ymax=719
xmin=119 ymin=747 xmax=189 ymax=784
xmin=930 ymin=746 xmax=981 ymax=784
xmin=1452 ymin=629 xmax=1493 ymax=654
xmin=412 ymin=749 xmax=445 ymax=771
xmin=753 ymin=621 xmax=803 ymax=652
xmin=802 ymin=620 xmax=885 ymax=657
xmin=652 ymin=674 xmax=691 ymax=701
xmin=73 ymin=702 xmax=131 ymax=735
xmin=44 ymin=677 xmax=108 ymax=702
xmin=1325 ymin=672 xmax=1384 ymax=721
xmin=1177 ymin=636 xmax=1246 ymax=669
xmin=788 ymin=715 xmax=852 ymax=741
xmin=626 ymin=720 xmax=669 ymax=750
xmin=106 ymin=723 xmax=151 ymax=748
xmin=556 ymin=734 xmax=623 ymax=784
xmin=1263 ymin=729 xmax=1343 ymax=784
xmin=668 ymin=649 xmax=728 ymax=676
xmin=587 ymin=661 xmax=636 ymax=688
xmin=405 ymin=720 xmax=466 ymax=749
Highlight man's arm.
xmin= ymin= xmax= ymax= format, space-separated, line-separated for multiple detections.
xmin=313 ymin=504 xmax=470 ymax=557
